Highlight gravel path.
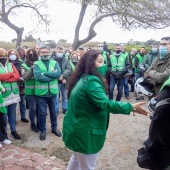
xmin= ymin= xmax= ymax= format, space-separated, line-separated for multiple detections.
xmin=9 ymin=92 xmax=150 ymax=170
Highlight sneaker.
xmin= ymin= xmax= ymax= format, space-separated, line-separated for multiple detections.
xmin=2 ymin=139 xmax=11 ymax=145
xmin=21 ymin=118 xmax=29 ymax=123
xmin=11 ymin=131 xmax=21 ymax=140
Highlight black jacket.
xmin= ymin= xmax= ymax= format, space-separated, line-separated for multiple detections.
xmin=144 ymin=85 xmax=170 ymax=170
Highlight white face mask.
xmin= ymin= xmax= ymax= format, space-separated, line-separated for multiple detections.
xmin=9 ymin=54 xmax=17 ymax=61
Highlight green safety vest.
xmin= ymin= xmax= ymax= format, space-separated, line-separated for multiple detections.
xmin=110 ymin=53 xmax=126 ymax=72
xmin=69 ymin=61 xmax=75 ymax=71
xmin=102 ymin=51 xmax=109 ymax=65
xmin=34 ymin=60 xmax=58 ymax=96
xmin=0 ymin=82 xmax=7 ymax=114
xmin=0 ymin=62 xmax=19 ymax=98
xmin=160 ymin=77 xmax=170 ymax=91
xmin=135 ymin=54 xmax=145 ymax=73
xmin=21 ymin=63 xmax=35 ymax=95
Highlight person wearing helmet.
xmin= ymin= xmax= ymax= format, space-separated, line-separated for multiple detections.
xmin=137 ymin=77 xmax=170 ymax=170
xmin=144 ymin=37 xmax=170 ymax=100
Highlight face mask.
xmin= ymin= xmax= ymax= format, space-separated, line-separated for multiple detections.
xmin=152 ymin=47 xmax=157 ymax=53
xmin=98 ymin=47 xmax=103 ymax=52
xmin=29 ymin=54 xmax=37 ymax=61
xmin=41 ymin=55 xmax=50 ymax=61
xmin=116 ymin=50 xmax=121 ymax=54
xmin=71 ymin=57 xmax=78 ymax=63
xmin=9 ymin=54 xmax=17 ymax=61
xmin=159 ymin=46 xmax=168 ymax=56
xmin=140 ymin=53 xmax=144 ymax=56
xmin=130 ymin=51 xmax=134 ymax=56
xmin=57 ymin=53 xmax=63 ymax=58
xmin=97 ymin=64 xmax=107 ymax=77
xmin=66 ymin=53 xmax=70 ymax=56
xmin=0 ymin=58 xmax=7 ymax=65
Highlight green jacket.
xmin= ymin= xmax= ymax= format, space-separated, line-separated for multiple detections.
xmin=62 ymin=75 xmax=133 ymax=154
xmin=0 ymin=82 xmax=7 ymax=114
xmin=33 ymin=59 xmax=61 ymax=97
xmin=134 ymin=53 xmax=146 ymax=73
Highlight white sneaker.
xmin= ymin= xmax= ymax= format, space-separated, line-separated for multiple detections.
xmin=0 ymin=143 xmax=2 ymax=148
xmin=2 ymin=139 xmax=11 ymax=145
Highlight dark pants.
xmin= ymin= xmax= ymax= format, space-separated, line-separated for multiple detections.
xmin=0 ymin=112 xmax=7 ymax=141
xmin=124 ymin=78 xmax=129 ymax=97
xmin=37 ymin=95 xmax=58 ymax=132
xmin=109 ymin=77 xmax=124 ymax=101
xmin=19 ymin=94 xmax=26 ymax=119
xmin=26 ymin=95 xmax=39 ymax=124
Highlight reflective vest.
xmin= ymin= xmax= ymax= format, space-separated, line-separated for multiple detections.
xmin=34 ymin=60 xmax=58 ymax=96
xmin=21 ymin=63 xmax=35 ymax=95
xmin=0 ymin=82 xmax=7 ymax=114
xmin=102 ymin=51 xmax=109 ymax=65
xmin=110 ymin=53 xmax=126 ymax=72
xmin=160 ymin=77 xmax=170 ymax=91
xmin=69 ymin=61 xmax=75 ymax=71
xmin=0 ymin=62 xmax=19 ymax=98
xmin=135 ymin=54 xmax=145 ymax=73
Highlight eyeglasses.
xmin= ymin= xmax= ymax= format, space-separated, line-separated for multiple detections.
xmin=98 ymin=46 xmax=103 ymax=47
xmin=160 ymin=43 xmax=169 ymax=46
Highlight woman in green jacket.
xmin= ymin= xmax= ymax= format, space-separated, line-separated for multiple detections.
xmin=62 ymin=50 xmax=148 ymax=170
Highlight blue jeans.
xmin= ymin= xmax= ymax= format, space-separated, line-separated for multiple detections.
xmin=6 ymin=103 xmax=17 ymax=132
xmin=124 ymin=78 xmax=129 ymax=97
xmin=109 ymin=77 xmax=124 ymax=101
xmin=26 ymin=95 xmax=39 ymax=124
xmin=56 ymin=83 xmax=67 ymax=112
xmin=19 ymin=94 xmax=26 ymax=119
xmin=37 ymin=95 xmax=57 ymax=132
xmin=135 ymin=72 xmax=143 ymax=81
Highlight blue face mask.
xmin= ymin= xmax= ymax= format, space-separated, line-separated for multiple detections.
xmin=152 ymin=47 xmax=157 ymax=53
xmin=159 ymin=46 xmax=168 ymax=59
xmin=9 ymin=54 xmax=17 ymax=61
xmin=98 ymin=47 xmax=103 ymax=52
xmin=57 ymin=53 xmax=63 ymax=58
xmin=130 ymin=51 xmax=133 ymax=55
xmin=66 ymin=53 xmax=70 ymax=56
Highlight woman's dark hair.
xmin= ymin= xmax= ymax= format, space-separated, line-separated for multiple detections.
xmin=25 ymin=48 xmax=39 ymax=61
xmin=68 ymin=49 xmax=107 ymax=98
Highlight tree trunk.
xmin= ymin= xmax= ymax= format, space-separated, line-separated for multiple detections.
xmin=16 ymin=27 xmax=24 ymax=47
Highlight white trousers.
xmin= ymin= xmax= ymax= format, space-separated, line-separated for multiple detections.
xmin=67 ymin=151 xmax=98 ymax=170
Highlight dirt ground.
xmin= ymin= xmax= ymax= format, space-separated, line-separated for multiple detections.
xmin=9 ymin=92 xmax=150 ymax=170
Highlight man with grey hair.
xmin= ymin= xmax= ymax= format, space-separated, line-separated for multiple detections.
xmin=52 ymin=46 xmax=72 ymax=114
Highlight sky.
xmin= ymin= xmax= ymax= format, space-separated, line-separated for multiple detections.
xmin=0 ymin=0 xmax=170 ymax=44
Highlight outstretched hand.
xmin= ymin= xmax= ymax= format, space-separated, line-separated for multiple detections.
xmin=132 ymin=102 xmax=148 ymax=116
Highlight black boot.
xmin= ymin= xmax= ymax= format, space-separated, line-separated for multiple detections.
xmin=6 ymin=133 xmax=8 ymax=139
xmin=21 ymin=118 xmax=29 ymax=123
xmin=11 ymin=131 xmax=21 ymax=140
xmin=31 ymin=123 xmax=39 ymax=132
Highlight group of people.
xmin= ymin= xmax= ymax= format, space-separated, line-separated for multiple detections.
xmin=0 ymin=37 xmax=170 ymax=170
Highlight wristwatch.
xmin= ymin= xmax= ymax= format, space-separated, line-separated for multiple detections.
xmin=132 ymin=107 xmax=136 ymax=111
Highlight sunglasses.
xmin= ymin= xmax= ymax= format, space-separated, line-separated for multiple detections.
xmin=98 ymin=46 xmax=103 ymax=47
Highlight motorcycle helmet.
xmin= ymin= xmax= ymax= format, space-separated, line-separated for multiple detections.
xmin=147 ymin=97 xmax=158 ymax=118
xmin=135 ymin=77 xmax=154 ymax=96
xmin=137 ymin=64 xmax=147 ymax=74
